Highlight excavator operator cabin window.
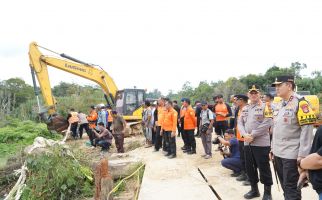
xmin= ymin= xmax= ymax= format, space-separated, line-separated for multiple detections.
xmin=138 ymin=91 xmax=144 ymax=105
xmin=125 ymin=91 xmax=137 ymax=114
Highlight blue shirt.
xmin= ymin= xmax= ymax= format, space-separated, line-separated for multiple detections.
xmin=229 ymin=138 xmax=240 ymax=158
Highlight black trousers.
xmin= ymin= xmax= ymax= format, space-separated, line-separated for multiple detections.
xmin=154 ymin=126 xmax=162 ymax=151
xmin=93 ymin=138 xmax=111 ymax=150
xmin=163 ymin=130 xmax=169 ymax=152
xmin=274 ymin=156 xmax=301 ymax=200
xmin=87 ymin=128 xmax=96 ymax=146
xmin=165 ymin=131 xmax=176 ymax=156
xmin=152 ymin=127 xmax=156 ymax=145
xmin=229 ymin=118 xmax=235 ymax=129
xmin=214 ymin=121 xmax=228 ymax=136
xmin=180 ymin=120 xmax=188 ymax=147
xmin=79 ymin=123 xmax=90 ymax=139
xmin=107 ymin=122 xmax=112 ymax=131
xmin=244 ymin=145 xmax=273 ymax=186
xmin=185 ymin=129 xmax=196 ymax=151
xmin=70 ymin=122 xmax=78 ymax=138
xmin=177 ymin=119 xmax=181 ymax=137
xmin=238 ymin=140 xmax=246 ymax=172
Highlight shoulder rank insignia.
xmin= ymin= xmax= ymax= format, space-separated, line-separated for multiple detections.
xmin=297 ymin=99 xmax=316 ymax=126
xmin=264 ymin=102 xmax=273 ymax=118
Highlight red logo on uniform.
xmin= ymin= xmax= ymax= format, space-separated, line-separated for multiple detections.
xmin=301 ymin=104 xmax=309 ymax=113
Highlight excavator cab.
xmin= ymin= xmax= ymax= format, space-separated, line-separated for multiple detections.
xmin=115 ymin=89 xmax=145 ymax=120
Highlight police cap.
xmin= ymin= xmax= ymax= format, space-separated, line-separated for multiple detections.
xmin=271 ymin=75 xmax=295 ymax=87
xmin=201 ymin=100 xmax=208 ymax=105
xmin=234 ymin=94 xmax=249 ymax=102
xmin=248 ymin=85 xmax=260 ymax=93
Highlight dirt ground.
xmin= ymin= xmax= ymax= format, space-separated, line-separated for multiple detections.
xmin=136 ymin=135 xmax=318 ymax=200
xmin=2 ymin=133 xmax=317 ymax=200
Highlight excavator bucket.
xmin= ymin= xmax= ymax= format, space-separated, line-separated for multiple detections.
xmin=46 ymin=115 xmax=69 ymax=133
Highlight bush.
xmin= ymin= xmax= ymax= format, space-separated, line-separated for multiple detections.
xmin=0 ymin=119 xmax=61 ymax=167
xmin=21 ymin=146 xmax=93 ymax=200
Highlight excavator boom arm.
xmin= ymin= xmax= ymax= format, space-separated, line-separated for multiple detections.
xmin=29 ymin=42 xmax=118 ymax=114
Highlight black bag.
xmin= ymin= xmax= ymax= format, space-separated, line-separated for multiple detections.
xmin=200 ymin=109 xmax=211 ymax=133
xmin=201 ymin=123 xmax=210 ymax=133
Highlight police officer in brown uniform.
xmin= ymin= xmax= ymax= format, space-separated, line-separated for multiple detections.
xmin=271 ymin=75 xmax=316 ymax=200
xmin=238 ymin=85 xmax=273 ymax=200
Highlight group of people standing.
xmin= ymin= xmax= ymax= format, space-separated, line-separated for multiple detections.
xmin=217 ymin=75 xmax=320 ymax=200
xmin=141 ymin=75 xmax=322 ymax=200
xmin=140 ymin=93 xmax=234 ymax=159
xmin=67 ymin=105 xmax=127 ymax=153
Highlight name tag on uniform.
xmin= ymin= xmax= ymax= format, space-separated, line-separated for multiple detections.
xmin=254 ymin=109 xmax=263 ymax=116
xmin=283 ymin=109 xmax=294 ymax=117
xmin=254 ymin=108 xmax=263 ymax=121
xmin=273 ymin=110 xmax=279 ymax=116
xmin=283 ymin=117 xmax=292 ymax=124
xmin=242 ymin=111 xmax=248 ymax=117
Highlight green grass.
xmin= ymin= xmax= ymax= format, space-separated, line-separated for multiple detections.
xmin=21 ymin=146 xmax=93 ymax=200
xmin=0 ymin=118 xmax=62 ymax=168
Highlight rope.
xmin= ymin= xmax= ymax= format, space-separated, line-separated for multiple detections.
xmin=4 ymin=126 xmax=71 ymax=200
xmin=107 ymin=164 xmax=145 ymax=199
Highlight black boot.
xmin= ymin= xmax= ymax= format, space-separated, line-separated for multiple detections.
xmin=244 ymin=183 xmax=260 ymax=199
xmin=165 ymin=152 xmax=171 ymax=156
xmin=183 ymin=146 xmax=191 ymax=153
xmin=262 ymin=185 xmax=272 ymax=200
xmin=242 ymin=180 xmax=251 ymax=186
xmin=187 ymin=149 xmax=196 ymax=154
xmin=236 ymin=171 xmax=247 ymax=181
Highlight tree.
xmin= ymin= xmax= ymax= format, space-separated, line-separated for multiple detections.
xmin=291 ymin=62 xmax=307 ymax=79
xmin=52 ymin=82 xmax=80 ymax=97
xmin=146 ymin=89 xmax=162 ymax=99
xmin=193 ymin=81 xmax=215 ymax=102
xmin=0 ymin=78 xmax=34 ymax=117
xmin=239 ymin=74 xmax=266 ymax=91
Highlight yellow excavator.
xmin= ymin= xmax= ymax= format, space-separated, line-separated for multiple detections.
xmin=29 ymin=42 xmax=145 ymax=133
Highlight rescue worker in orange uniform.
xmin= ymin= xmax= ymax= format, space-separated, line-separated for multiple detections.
xmin=106 ymin=105 xmax=113 ymax=131
xmin=161 ymin=100 xmax=178 ymax=159
xmin=180 ymin=98 xmax=188 ymax=151
xmin=234 ymin=94 xmax=251 ymax=186
xmin=87 ymin=105 xmax=98 ymax=128
xmin=154 ymin=98 xmax=165 ymax=152
xmin=213 ymin=94 xmax=232 ymax=136
xmin=87 ymin=105 xmax=98 ymax=146
xmin=182 ymin=98 xmax=197 ymax=154
xmin=67 ymin=108 xmax=79 ymax=139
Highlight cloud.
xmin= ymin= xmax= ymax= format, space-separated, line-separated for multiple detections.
xmin=1 ymin=0 xmax=322 ymax=94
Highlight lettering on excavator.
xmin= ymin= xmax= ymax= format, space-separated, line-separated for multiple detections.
xmin=64 ymin=63 xmax=86 ymax=72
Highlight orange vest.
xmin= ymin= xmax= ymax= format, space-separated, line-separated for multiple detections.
xmin=68 ymin=112 xmax=79 ymax=124
xmin=107 ymin=109 xmax=113 ymax=122
xmin=184 ymin=106 xmax=197 ymax=130
xmin=214 ymin=103 xmax=229 ymax=121
xmin=87 ymin=110 xmax=98 ymax=128
xmin=162 ymin=108 xmax=178 ymax=132
xmin=236 ymin=109 xmax=244 ymax=141
xmin=157 ymin=106 xmax=165 ymax=127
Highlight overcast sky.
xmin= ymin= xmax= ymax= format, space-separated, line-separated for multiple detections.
xmin=1 ymin=0 xmax=322 ymax=94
